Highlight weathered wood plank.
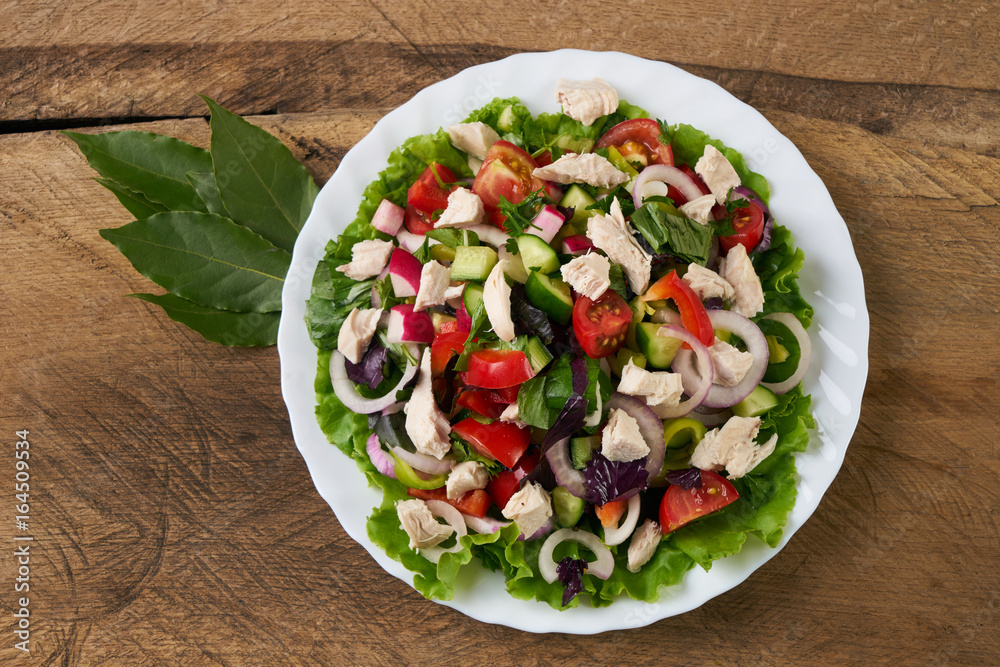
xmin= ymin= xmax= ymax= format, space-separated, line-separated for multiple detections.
xmin=1 ymin=106 xmax=997 ymax=663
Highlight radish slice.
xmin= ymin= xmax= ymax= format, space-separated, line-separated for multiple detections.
xmin=760 ymin=312 xmax=812 ymax=394
xmin=386 ymin=304 xmax=435 ymax=344
xmin=463 ymin=224 xmax=510 ymax=249
xmin=606 ymin=394 xmax=665 ymax=493
xmin=527 ymin=205 xmax=565 ymax=244
xmin=539 ymin=528 xmax=615 ymax=583
xmin=371 ymin=199 xmax=405 ymax=236
xmin=464 ymin=514 xmax=510 ymax=535
xmin=366 ymin=434 xmax=396 ymax=479
xmin=388 ymin=248 xmax=422 ymax=297
xmin=418 ymin=500 xmax=468 ymax=564
xmin=632 ymin=164 xmax=704 ymax=210
xmin=329 ymin=351 xmax=417 ymax=414
xmin=545 ymin=438 xmax=587 ymax=499
xmin=649 ymin=325 xmax=713 ymax=419
xmin=603 ymin=494 xmax=641 ymax=546
xmin=561 ymin=235 xmax=594 ymax=255
xmin=673 ymin=310 xmax=768 ymax=408
xmin=388 ymin=445 xmax=453 ymax=475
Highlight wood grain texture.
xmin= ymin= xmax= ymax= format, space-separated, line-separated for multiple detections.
xmin=1 ymin=1 xmax=999 ymax=664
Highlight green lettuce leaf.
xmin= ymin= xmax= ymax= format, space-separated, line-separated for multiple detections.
xmin=754 ymin=225 xmax=814 ymax=328
xmin=660 ymin=122 xmax=771 ymax=204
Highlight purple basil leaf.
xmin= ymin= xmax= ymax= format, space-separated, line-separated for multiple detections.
xmin=582 ymin=452 xmax=649 ymax=505
xmin=665 ymin=467 xmax=704 ymax=490
xmin=556 ymin=204 xmax=575 ymax=223
xmin=345 ymin=342 xmax=387 ymax=389
xmin=542 ymin=394 xmax=587 ymax=448
xmin=704 ymin=297 xmax=725 ymax=310
xmin=510 ymin=284 xmax=555 ymax=344
xmin=570 ymin=356 xmax=588 ymax=396
xmin=556 ymin=556 xmax=586 ymax=607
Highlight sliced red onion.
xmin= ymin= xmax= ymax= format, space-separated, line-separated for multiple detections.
xmin=651 ymin=308 xmax=680 ymax=325
xmin=329 ymin=351 xmax=418 ymax=414
xmin=418 ymin=500 xmax=467 ymax=564
xmin=607 ymin=394 xmax=665 ymax=491
xmin=464 ymin=514 xmax=510 ymax=535
xmin=381 ymin=403 xmax=404 ymax=416
xmin=731 ymin=185 xmax=770 ymax=220
xmin=366 ymin=433 xmax=396 ymax=479
xmin=690 ymin=406 xmax=733 ymax=427
xmin=632 ymin=164 xmax=704 ymax=211
xmin=539 ymin=528 xmax=615 ymax=583
xmin=546 ymin=438 xmax=587 ymax=499
xmin=672 ymin=310 xmax=769 ymax=408
xmin=653 ymin=325 xmax=713 ymax=418
xmin=603 ymin=493 xmax=641 ymax=546
xmin=760 ymin=312 xmax=812 ymax=394
xmin=388 ymin=445 xmax=454 ymax=475
xmin=395 ymin=229 xmax=439 ymax=254
xmin=463 ymin=224 xmax=510 ymax=249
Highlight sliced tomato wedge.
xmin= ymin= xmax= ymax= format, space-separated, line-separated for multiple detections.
xmin=464 ymin=349 xmax=534 ymax=389
xmin=405 ymin=163 xmax=458 ymax=234
xmin=472 ymin=141 xmax=560 ymax=230
xmin=659 ymin=469 xmax=739 ymax=533
xmin=719 ymin=200 xmax=766 ymax=253
xmin=430 ymin=330 xmax=467 ymax=376
xmin=596 ymin=118 xmax=674 ymax=167
xmin=407 ymin=486 xmax=491 ymax=519
xmin=572 ymin=290 xmax=632 ymax=359
xmin=489 ymin=385 xmax=520 ymax=404
xmin=485 ymin=450 xmax=540 ymax=510
xmin=452 ymin=418 xmax=530 ymax=469
xmin=640 ymin=270 xmax=714 ymax=348
xmin=455 ymin=389 xmax=505 ymax=419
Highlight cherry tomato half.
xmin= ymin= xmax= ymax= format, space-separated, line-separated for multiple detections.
xmin=473 ymin=141 xmax=561 ymax=229
xmin=452 ymin=418 xmax=530 ymax=469
xmin=430 ymin=330 xmax=468 ymax=376
xmin=596 ymin=119 xmax=674 ymax=167
xmin=405 ymin=163 xmax=458 ymax=234
xmin=572 ymin=290 xmax=632 ymax=359
xmin=719 ymin=201 xmax=766 ymax=254
xmin=659 ymin=469 xmax=739 ymax=533
xmin=486 ymin=450 xmax=540 ymax=510
xmin=407 ymin=486 xmax=492 ymax=519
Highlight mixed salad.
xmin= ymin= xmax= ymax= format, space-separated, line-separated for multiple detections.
xmin=305 ymin=78 xmax=815 ymax=609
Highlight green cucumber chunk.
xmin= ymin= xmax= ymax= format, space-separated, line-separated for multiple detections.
xmin=430 ymin=243 xmax=456 ymax=264
xmin=561 ymin=185 xmax=598 ymax=227
xmin=524 ymin=336 xmax=554 ymax=374
xmin=552 ymin=485 xmax=585 ymax=528
xmin=732 ymin=385 xmax=779 ymax=418
xmin=451 ymin=245 xmax=498 ymax=281
xmin=635 ymin=322 xmax=683 ymax=369
xmin=516 ymin=234 xmax=559 ymax=274
xmin=525 ymin=271 xmax=573 ymax=325
xmin=570 ymin=435 xmax=601 ymax=470
xmin=611 ymin=348 xmax=647 ymax=377
xmin=463 ymin=282 xmax=484 ymax=313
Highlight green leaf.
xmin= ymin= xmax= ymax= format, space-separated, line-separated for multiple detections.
xmin=99 ymin=211 xmax=290 ymax=313
xmin=130 ymin=293 xmax=279 ymax=346
xmin=200 ymin=95 xmax=319 ymax=252
xmin=629 ymin=202 xmax=713 ymax=265
xmin=185 ymin=171 xmax=228 ymax=216
xmin=304 ymin=260 xmax=374 ymax=348
xmin=63 ymin=130 xmax=211 ymax=211
xmin=93 ymin=177 xmax=168 ymax=219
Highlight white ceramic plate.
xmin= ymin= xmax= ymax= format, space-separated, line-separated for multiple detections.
xmin=278 ymin=49 xmax=869 ymax=634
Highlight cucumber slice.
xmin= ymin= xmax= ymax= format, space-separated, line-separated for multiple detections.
xmin=463 ymin=283 xmax=484 ymax=314
xmin=635 ymin=322 xmax=683 ymax=369
xmin=561 ymin=185 xmax=598 ymax=227
xmin=570 ymin=435 xmax=601 ymax=470
xmin=732 ymin=385 xmax=779 ymax=418
xmin=524 ymin=336 xmax=554 ymax=373
xmin=516 ymin=234 xmax=559 ymax=274
xmin=525 ymin=271 xmax=573 ymax=325
xmin=450 ymin=245 xmax=498 ymax=281
xmin=552 ymin=486 xmax=585 ymax=528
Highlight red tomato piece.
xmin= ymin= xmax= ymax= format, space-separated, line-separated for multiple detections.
xmin=719 ymin=201 xmax=766 ymax=254
xmin=596 ymin=118 xmax=674 ymax=167
xmin=452 ymin=418 xmax=530 ymax=469
xmin=572 ymin=290 xmax=632 ymax=359
xmin=455 ymin=389 xmax=505 ymax=420
xmin=407 ymin=486 xmax=491 ymax=519
xmin=485 ymin=450 xmax=540 ymax=510
xmin=405 ymin=163 xmax=458 ymax=234
xmin=430 ymin=330 xmax=468 ymax=376
xmin=659 ymin=470 xmax=739 ymax=533
xmin=465 ymin=349 xmax=534 ymax=389
xmin=472 ymin=141 xmax=560 ymax=230
xmin=489 ymin=385 xmax=521 ymax=404
xmin=666 ymin=164 xmax=710 ymax=206
xmin=640 ymin=270 xmax=715 ymax=348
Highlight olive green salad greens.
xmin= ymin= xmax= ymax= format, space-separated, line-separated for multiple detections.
xmin=67 ymin=97 xmax=318 ymax=346
xmin=307 ymin=83 xmax=816 ymax=610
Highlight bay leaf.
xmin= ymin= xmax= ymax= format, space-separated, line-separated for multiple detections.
xmin=94 ymin=177 xmax=168 ymax=219
xmin=185 ymin=171 xmax=228 ymax=216
xmin=201 ymin=95 xmax=319 ymax=253
xmin=130 ymin=293 xmax=279 ymax=346
xmin=63 ymin=130 xmax=211 ymax=212
xmin=100 ymin=211 xmax=290 ymax=313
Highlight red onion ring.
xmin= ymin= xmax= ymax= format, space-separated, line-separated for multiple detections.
xmin=463 ymin=514 xmax=510 ymax=535
xmin=603 ymin=494 xmax=641 ymax=546
xmin=672 ymin=310 xmax=769 ymax=408
xmin=607 ymin=393 xmax=666 ymax=492
xmin=366 ymin=433 xmax=396 ymax=479
xmin=632 ymin=164 xmax=704 ymax=211
xmin=690 ymin=406 xmax=733 ymax=427
xmin=546 ymin=437 xmax=587 ymax=499
xmin=760 ymin=312 xmax=812 ymax=394
xmin=539 ymin=528 xmax=615 ymax=583
xmin=329 ymin=351 xmax=418 ymax=414
xmin=389 ymin=445 xmax=454 ymax=475
xmin=653 ymin=325 xmax=713 ymax=418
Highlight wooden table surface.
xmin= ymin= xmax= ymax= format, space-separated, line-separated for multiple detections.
xmin=2 ymin=2 xmax=998 ymax=664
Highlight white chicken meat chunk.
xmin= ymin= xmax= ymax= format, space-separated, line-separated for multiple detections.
xmin=601 ymin=408 xmax=649 ymax=463
xmin=446 ymin=461 xmax=489 ymax=500
xmin=404 ymin=348 xmax=452 ymax=459
xmin=689 ymin=415 xmax=778 ymax=479
xmin=414 ymin=260 xmax=451 ymax=312
xmin=586 ymin=198 xmax=651 ymax=294
xmin=532 ymin=153 xmax=627 ymax=188
xmin=445 ymin=121 xmax=500 ymax=160
xmin=718 ymin=243 xmax=764 ymax=318
xmin=434 ymin=187 xmax=485 ymax=228
xmin=483 ymin=259 xmax=515 ymax=342
xmin=502 ymin=482 xmax=553 ymax=538
xmin=709 ymin=337 xmax=755 ymax=387
xmin=396 ymin=499 xmax=454 ymax=549
xmin=627 ymin=519 xmax=662 ymax=573
xmin=695 ymin=145 xmax=742 ymax=204
xmin=560 ymin=252 xmax=611 ymax=300
xmin=555 ymin=78 xmax=619 ymax=126
xmin=682 ymin=263 xmax=735 ymax=301
xmin=335 ymin=239 xmax=393 ymax=281
xmin=336 ymin=307 xmax=382 ymax=364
